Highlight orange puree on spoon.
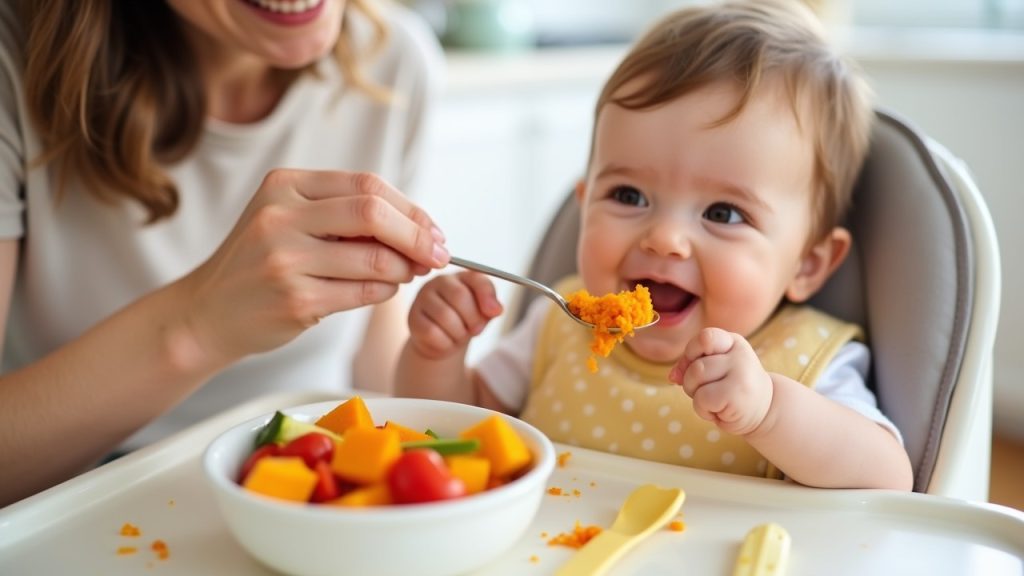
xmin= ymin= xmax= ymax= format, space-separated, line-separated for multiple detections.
xmin=566 ymin=285 xmax=654 ymax=372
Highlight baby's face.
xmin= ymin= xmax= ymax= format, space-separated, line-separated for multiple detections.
xmin=577 ymin=79 xmax=819 ymax=363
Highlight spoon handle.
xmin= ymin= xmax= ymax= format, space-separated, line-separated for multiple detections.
xmin=448 ymin=256 xmax=566 ymax=305
xmin=554 ymin=530 xmax=634 ymax=576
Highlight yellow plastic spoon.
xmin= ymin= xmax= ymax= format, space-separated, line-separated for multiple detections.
xmin=555 ymin=484 xmax=686 ymax=576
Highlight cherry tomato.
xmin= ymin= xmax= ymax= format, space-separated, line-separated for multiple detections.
xmin=388 ymin=449 xmax=467 ymax=504
xmin=238 ymin=443 xmax=280 ymax=483
xmin=309 ymin=460 xmax=341 ymax=503
xmin=279 ymin=432 xmax=335 ymax=469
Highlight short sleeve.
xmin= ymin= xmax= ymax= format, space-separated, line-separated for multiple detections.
xmin=816 ymin=341 xmax=905 ymax=445
xmin=374 ymin=4 xmax=445 ymax=197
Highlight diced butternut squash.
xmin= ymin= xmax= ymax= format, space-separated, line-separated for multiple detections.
xmin=327 ymin=483 xmax=393 ymax=507
xmin=331 ymin=427 xmax=401 ymax=484
xmin=315 ymin=396 xmax=375 ymax=435
xmin=242 ymin=457 xmax=318 ymax=502
xmin=445 ymin=455 xmax=491 ymax=494
xmin=459 ymin=415 xmax=531 ymax=478
xmin=383 ymin=420 xmax=433 ymax=442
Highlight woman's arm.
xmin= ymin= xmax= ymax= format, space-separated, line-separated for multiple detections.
xmin=0 ymin=238 xmax=229 ymax=506
xmin=0 ymin=170 xmax=448 ymax=507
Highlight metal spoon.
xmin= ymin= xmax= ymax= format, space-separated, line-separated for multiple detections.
xmin=449 ymin=256 xmax=659 ymax=333
xmin=555 ymin=484 xmax=686 ymax=576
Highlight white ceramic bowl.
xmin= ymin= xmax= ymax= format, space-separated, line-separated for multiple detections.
xmin=203 ymin=398 xmax=556 ymax=576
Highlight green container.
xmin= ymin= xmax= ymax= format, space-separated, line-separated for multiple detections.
xmin=443 ymin=0 xmax=537 ymax=51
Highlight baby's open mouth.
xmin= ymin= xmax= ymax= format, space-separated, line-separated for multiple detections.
xmin=633 ymin=280 xmax=696 ymax=315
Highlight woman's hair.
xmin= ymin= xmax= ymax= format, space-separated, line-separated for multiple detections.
xmin=20 ymin=0 xmax=389 ymax=223
xmin=594 ymin=0 xmax=873 ymax=241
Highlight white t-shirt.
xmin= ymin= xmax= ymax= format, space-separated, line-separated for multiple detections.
xmin=0 ymin=3 xmax=443 ymax=447
xmin=476 ymin=298 xmax=904 ymax=443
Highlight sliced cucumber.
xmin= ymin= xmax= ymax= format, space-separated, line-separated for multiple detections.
xmin=254 ymin=411 xmax=342 ymax=448
xmin=400 ymin=437 xmax=480 ymax=456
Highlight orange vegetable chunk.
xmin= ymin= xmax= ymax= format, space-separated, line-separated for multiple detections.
xmin=331 ymin=427 xmax=401 ymax=484
xmin=315 ymin=396 xmax=375 ymax=435
xmin=383 ymin=420 xmax=433 ymax=442
xmin=328 ymin=483 xmax=393 ymax=507
xmin=242 ymin=457 xmax=318 ymax=502
xmin=460 ymin=415 xmax=531 ymax=478
xmin=445 ymin=455 xmax=491 ymax=494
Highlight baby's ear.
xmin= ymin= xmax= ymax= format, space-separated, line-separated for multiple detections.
xmin=786 ymin=227 xmax=851 ymax=303
xmin=574 ymin=179 xmax=586 ymax=203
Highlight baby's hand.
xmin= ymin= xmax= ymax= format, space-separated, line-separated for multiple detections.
xmin=407 ymin=271 xmax=503 ymax=360
xmin=668 ymin=327 xmax=772 ymax=436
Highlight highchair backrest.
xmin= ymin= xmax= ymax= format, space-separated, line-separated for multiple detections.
xmin=508 ymin=110 xmax=1001 ymax=499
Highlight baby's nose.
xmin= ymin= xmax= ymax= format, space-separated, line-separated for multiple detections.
xmin=640 ymin=216 xmax=692 ymax=259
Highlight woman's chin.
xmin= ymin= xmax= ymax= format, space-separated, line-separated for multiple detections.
xmin=265 ymin=38 xmax=336 ymax=68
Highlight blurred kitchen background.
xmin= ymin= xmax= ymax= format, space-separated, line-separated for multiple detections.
xmin=397 ymin=0 xmax=1024 ymax=507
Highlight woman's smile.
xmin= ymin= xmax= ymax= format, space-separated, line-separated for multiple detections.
xmin=240 ymin=0 xmax=327 ymax=25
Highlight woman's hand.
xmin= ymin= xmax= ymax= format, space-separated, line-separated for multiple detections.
xmin=407 ymin=271 xmax=503 ymax=360
xmin=178 ymin=169 xmax=449 ymax=363
xmin=669 ymin=327 xmax=773 ymax=437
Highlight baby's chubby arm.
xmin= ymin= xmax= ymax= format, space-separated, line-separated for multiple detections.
xmin=669 ymin=327 xmax=913 ymax=490
xmin=394 ymin=271 xmax=506 ymax=410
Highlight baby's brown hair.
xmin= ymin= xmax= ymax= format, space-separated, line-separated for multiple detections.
xmin=592 ymin=0 xmax=873 ymax=242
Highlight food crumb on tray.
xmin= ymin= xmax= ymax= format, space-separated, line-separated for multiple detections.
xmin=557 ymin=451 xmax=572 ymax=468
xmin=152 ymin=539 xmax=170 ymax=560
xmin=116 ymin=523 xmax=170 ymax=561
xmin=119 ymin=522 xmax=141 ymax=537
xmin=547 ymin=521 xmax=603 ymax=549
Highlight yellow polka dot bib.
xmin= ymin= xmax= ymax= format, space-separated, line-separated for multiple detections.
xmin=520 ymin=277 xmax=862 ymax=479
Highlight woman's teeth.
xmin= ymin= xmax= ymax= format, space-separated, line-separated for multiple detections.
xmin=245 ymin=0 xmax=324 ymax=14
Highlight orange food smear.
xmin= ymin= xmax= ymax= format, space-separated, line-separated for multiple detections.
xmin=116 ymin=546 xmax=137 ymax=556
xmin=566 ymin=285 xmax=654 ymax=372
xmin=547 ymin=521 xmax=603 ymax=549
xmin=668 ymin=520 xmax=686 ymax=532
xmin=151 ymin=539 xmax=170 ymax=560
xmin=547 ymin=487 xmax=563 ymax=496
xmin=119 ymin=522 xmax=141 ymax=537
xmin=557 ymin=451 xmax=572 ymax=468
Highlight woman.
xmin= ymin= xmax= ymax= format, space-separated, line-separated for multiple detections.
xmin=0 ymin=0 xmax=445 ymax=506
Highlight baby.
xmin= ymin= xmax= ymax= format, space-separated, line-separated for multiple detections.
xmin=396 ymin=0 xmax=913 ymax=490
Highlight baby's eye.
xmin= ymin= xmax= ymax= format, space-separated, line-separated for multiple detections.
xmin=610 ymin=186 xmax=648 ymax=207
xmin=703 ymin=202 xmax=745 ymax=224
